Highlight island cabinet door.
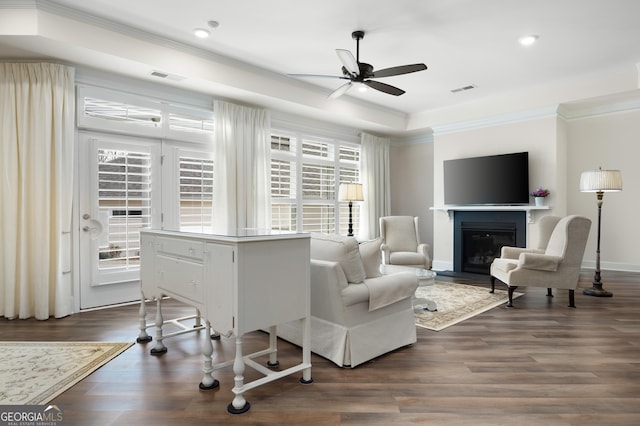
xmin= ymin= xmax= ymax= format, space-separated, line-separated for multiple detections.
xmin=203 ymin=242 xmax=235 ymax=336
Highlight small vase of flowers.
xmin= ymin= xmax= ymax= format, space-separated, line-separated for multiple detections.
xmin=530 ymin=187 xmax=550 ymax=206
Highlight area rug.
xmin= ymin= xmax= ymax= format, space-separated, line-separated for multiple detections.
xmin=0 ymin=341 xmax=132 ymax=405
xmin=414 ymin=282 xmax=523 ymax=331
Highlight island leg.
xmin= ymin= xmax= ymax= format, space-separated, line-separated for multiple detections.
xmin=300 ymin=316 xmax=313 ymax=384
xmin=227 ymin=335 xmax=250 ymax=414
xmin=199 ymin=320 xmax=219 ymax=390
xmin=267 ymin=326 xmax=279 ymax=367
xmin=150 ymin=297 xmax=167 ymax=355
xmin=136 ymin=291 xmax=152 ymax=343
xmin=194 ymin=308 xmax=202 ymax=328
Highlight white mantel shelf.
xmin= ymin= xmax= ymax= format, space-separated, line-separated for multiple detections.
xmin=430 ymin=205 xmax=551 ymax=223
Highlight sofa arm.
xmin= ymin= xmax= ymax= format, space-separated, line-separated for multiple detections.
xmin=310 ymin=259 xmax=350 ymax=322
xmin=417 ymin=243 xmax=431 ymax=269
xmin=363 ymin=272 xmax=418 ymax=311
xmin=501 ymin=246 xmax=544 ymax=260
xmin=518 ymin=252 xmax=562 ymax=272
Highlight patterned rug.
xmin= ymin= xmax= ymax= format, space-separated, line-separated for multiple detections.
xmin=415 ymin=282 xmax=523 ymax=331
xmin=0 ymin=341 xmax=132 ymax=405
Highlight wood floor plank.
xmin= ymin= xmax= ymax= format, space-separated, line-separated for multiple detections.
xmin=2 ymin=270 xmax=639 ymax=425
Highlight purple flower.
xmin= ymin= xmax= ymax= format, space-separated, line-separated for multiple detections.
xmin=530 ymin=187 xmax=550 ymax=197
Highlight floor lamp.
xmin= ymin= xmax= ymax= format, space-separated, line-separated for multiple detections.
xmin=579 ymin=167 xmax=623 ymax=297
xmin=339 ymin=183 xmax=364 ymax=237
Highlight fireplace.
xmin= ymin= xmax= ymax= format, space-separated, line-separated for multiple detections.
xmin=453 ymin=211 xmax=526 ymax=274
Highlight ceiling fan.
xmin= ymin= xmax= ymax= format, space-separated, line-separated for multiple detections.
xmin=288 ymin=30 xmax=427 ymax=99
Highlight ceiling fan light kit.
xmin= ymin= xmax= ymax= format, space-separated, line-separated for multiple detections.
xmin=288 ymin=30 xmax=427 ymax=99
xmin=193 ymin=28 xmax=210 ymax=38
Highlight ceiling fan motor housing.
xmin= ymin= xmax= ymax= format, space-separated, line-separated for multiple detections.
xmin=342 ymin=63 xmax=374 ymax=80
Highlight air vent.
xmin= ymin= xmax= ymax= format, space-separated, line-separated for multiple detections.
xmin=451 ymin=84 xmax=477 ymax=93
xmin=150 ymin=71 xmax=186 ymax=81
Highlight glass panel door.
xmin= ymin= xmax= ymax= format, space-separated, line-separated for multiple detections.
xmin=78 ymin=131 xmax=160 ymax=309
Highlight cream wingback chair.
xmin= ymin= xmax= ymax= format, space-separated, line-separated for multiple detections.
xmin=379 ymin=216 xmax=431 ymax=270
xmin=490 ymin=215 xmax=591 ymax=308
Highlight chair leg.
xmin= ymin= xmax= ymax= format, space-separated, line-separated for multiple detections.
xmin=490 ymin=276 xmax=495 ymax=293
xmin=568 ymin=289 xmax=576 ymax=308
xmin=547 ymin=288 xmax=554 ymax=297
xmin=507 ymin=286 xmax=517 ymax=308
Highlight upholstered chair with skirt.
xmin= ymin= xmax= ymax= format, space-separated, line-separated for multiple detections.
xmin=277 ymin=233 xmax=418 ymax=368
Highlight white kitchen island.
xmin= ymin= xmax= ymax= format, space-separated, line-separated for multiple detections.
xmin=138 ymin=229 xmax=312 ymax=414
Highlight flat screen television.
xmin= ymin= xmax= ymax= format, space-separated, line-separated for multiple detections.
xmin=443 ymin=152 xmax=529 ymax=205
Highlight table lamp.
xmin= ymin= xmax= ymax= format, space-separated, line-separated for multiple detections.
xmin=339 ymin=183 xmax=364 ymax=237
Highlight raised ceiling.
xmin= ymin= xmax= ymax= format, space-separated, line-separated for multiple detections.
xmin=2 ymin=0 xmax=640 ymax=135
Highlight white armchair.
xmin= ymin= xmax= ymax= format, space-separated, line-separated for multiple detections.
xmin=490 ymin=215 xmax=591 ymax=308
xmin=379 ymin=216 xmax=431 ymax=269
xmin=277 ymin=233 xmax=418 ymax=368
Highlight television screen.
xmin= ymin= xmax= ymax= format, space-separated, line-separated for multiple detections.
xmin=444 ymin=152 xmax=529 ymax=205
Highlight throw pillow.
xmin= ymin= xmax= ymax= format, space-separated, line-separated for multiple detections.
xmin=310 ymin=233 xmax=366 ymax=283
xmin=359 ymin=237 xmax=382 ymax=278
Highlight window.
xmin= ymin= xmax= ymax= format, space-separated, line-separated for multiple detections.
xmin=84 ymin=97 xmax=162 ymax=128
xmin=169 ymin=113 xmax=214 ymax=134
xmin=79 ymin=85 xmax=216 ymax=233
xmin=179 ymin=156 xmax=214 ymax=233
xmin=97 ymin=149 xmax=152 ymax=270
xmin=78 ymin=85 xmax=214 ymax=143
xmin=271 ymin=132 xmax=360 ymax=234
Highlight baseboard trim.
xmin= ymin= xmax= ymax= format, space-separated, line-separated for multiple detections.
xmin=433 ymin=259 xmax=640 ymax=274
xmin=580 ymin=260 xmax=640 ymax=273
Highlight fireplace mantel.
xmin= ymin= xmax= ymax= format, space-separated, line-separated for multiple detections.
xmin=430 ymin=205 xmax=550 ymax=223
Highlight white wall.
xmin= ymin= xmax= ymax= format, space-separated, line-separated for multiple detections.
xmin=389 ymin=140 xmax=434 ymax=255
xmin=389 ymin=107 xmax=640 ymax=272
xmin=431 ymin=116 xmax=560 ymax=270
xmin=566 ymin=109 xmax=640 ymax=271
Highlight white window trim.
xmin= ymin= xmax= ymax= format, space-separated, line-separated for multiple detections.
xmin=77 ymin=85 xmax=214 ymax=144
xmin=271 ymin=127 xmax=361 ymax=234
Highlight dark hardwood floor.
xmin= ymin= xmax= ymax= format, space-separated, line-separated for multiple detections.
xmin=3 ymin=270 xmax=640 ymax=425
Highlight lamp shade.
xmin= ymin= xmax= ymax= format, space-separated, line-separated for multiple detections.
xmin=579 ymin=168 xmax=623 ymax=192
xmin=339 ymin=183 xmax=364 ymax=202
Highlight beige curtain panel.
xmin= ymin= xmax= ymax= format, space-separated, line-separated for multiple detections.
xmin=360 ymin=132 xmax=391 ymax=240
xmin=0 ymin=63 xmax=75 ymax=319
xmin=212 ymin=99 xmax=271 ymax=233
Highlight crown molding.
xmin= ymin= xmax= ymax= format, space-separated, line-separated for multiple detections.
xmin=0 ymin=0 xmax=37 ymax=8
xmin=431 ymin=106 xmax=560 ymax=135
xmin=391 ymin=132 xmax=434 ymax=146
xmin=427 ymin=90 xmax=640 ymax=135
xmin=558 ymin=93 xmax=640 ymax=120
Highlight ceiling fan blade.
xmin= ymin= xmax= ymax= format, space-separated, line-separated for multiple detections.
xmin=371 ymin=63 xmax=427 ymax=78
xmin=287 ymin=73 xmax=350 ymax=80
xmin=336 ymin=49 xmax=359 ymax=77
xmin=328 ymin=82 xmax=353 ymax=99
xmin=363 ymin=80 xmax=405 ymax=96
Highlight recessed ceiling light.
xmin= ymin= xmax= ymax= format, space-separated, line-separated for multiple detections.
xmin=193 ymin=28 xmax=210 ymax=39
xmin=519 ymin=35 xmax=539 ymax=46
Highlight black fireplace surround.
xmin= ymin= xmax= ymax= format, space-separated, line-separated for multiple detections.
xmin=453 ymin=211 xmax=526 ymax=275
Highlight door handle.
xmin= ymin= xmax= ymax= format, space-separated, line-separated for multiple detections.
xmin=82 ymin=219 xmax=104 ymax=241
